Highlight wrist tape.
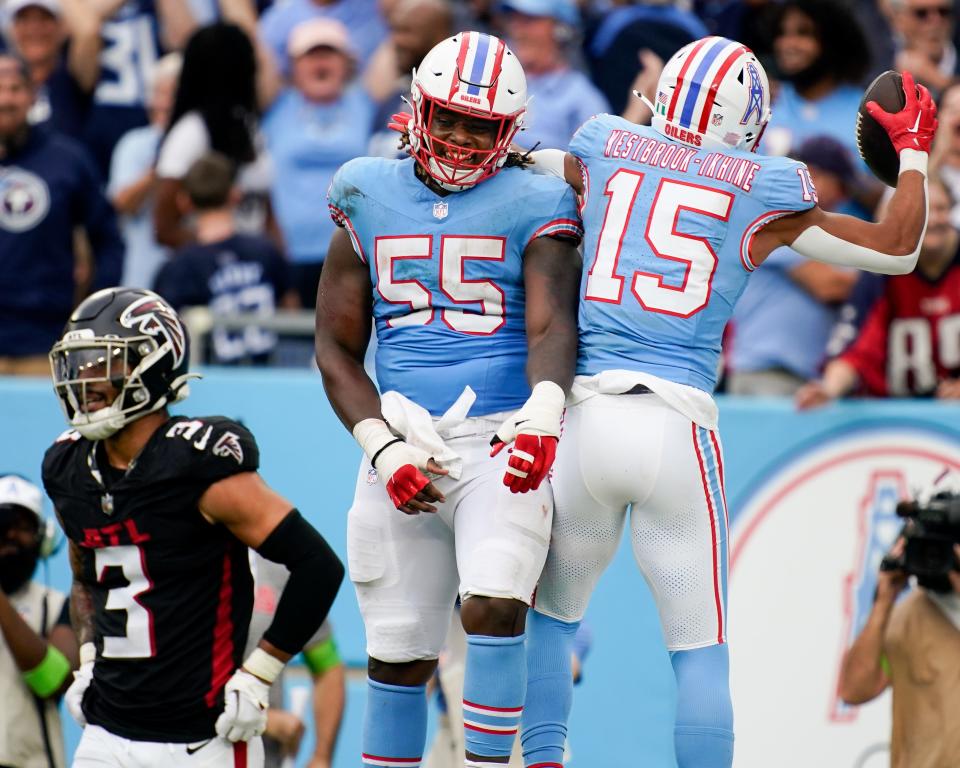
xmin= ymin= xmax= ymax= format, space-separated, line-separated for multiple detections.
xmin=242 ymin=647 xmax=284 ymax=685
xmin=899 ymin=149 xmax=928 ymax=178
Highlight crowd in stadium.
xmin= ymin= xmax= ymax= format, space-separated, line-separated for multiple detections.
xmin=0 ymin=0 xmax=957 ymax=405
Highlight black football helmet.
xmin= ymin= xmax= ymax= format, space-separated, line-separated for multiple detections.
xmin=49 ymin=288 xmax=198 ymax=440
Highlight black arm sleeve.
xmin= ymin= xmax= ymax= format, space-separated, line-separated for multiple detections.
xmin=255 ymin=509 xmax=345 ymax=655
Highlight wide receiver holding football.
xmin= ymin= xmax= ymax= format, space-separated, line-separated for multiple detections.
xmin=315 ymin=31 xmax=582 ymax=768
xmin=521 ymin=38 xmax=937 ymax=768
xmin=42 ymin=287 xmax=344 ymax=768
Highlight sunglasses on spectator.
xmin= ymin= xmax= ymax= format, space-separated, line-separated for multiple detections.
xmin=909 ymin=5 xmax=952 ymax=19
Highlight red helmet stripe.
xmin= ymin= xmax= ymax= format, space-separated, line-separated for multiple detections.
xmin=667 ymin=37 xmax=712 ymax=123
xmin=450 ymin=33 xmax=472 ymax=102
xmin=696 ymin=45 xmax=749 ymax=135
xmin=484 ymin=37 xmax=507 ymax=109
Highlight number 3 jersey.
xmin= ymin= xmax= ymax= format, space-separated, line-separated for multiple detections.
xmin=571 ymin=114 xmax=816 ymax=393
xmin=42 ymin=416 xmax=260 ymax=743
xmin=327 ymin=156 xmax=582 ymax=416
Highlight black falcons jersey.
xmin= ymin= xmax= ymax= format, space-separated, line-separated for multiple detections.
xmin=42 ymin=415 xmax=259 ymax=742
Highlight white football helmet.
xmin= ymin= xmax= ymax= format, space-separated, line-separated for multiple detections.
xmin=649 ymin=36 xmax=771 ymax=152
xmin=408 ymin=31 xmax=527 ymax=192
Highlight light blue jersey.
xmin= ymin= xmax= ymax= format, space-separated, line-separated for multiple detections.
xmin=571 ymin=114 xmax=816 ymax=392
xmin=328 ymin=157 xmax=582 ymax=416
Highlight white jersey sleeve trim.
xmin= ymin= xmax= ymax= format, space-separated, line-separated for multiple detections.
xmin=739 ymin=209 xmax=796 ymax=272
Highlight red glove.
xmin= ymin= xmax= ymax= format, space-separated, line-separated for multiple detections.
xmin=490 ymin=382 xmax=565 ymax=494
xmin=387 ymin=111 xmax=413 ymax=134
xmin=865 ymin=71 xmax=938 ymax=154
xmin=492 ymin=433 xmax=558 ymax=494
xmin=354 ymin=419 xmax=444 ymax=513
xmin=384 ymin=461 xmax=431 ymax=509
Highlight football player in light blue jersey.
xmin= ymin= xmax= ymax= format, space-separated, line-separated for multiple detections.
xmin=315 ymin=31 xmax=583 ymax=768
xmin=520 ymin=37 xmax=937 ymax=768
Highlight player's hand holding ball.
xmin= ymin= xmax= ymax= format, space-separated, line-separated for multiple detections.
xmin=858 ymin=70 xmax=938 ymax=186
xmin=65 ymin=642 xmax=95 ymax=725
xmin=215 ymin=668 xmax=270 ymax=742
xmin=491 ymin=381 xmax=565 ymax=493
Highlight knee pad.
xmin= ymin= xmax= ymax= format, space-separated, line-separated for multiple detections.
xmin=670 ymin=645 xmax=733 ymax=768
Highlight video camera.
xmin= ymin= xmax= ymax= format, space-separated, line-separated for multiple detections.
xmin=885 ymin=491 xmax=960 ymax=593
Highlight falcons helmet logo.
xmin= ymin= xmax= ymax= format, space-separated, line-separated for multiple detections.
xmin=119 ymin=296 xmax=187 ymax=366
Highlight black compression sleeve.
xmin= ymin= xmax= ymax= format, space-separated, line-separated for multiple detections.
xmin=255 ymin=509 xmax=345 ymax=655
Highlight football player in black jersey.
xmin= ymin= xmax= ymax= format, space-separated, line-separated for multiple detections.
xmin=41 ymin=287 xmax=344 ymax=768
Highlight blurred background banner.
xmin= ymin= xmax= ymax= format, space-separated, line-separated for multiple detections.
xmin=2 ymin=372 xmax=958 ymax=768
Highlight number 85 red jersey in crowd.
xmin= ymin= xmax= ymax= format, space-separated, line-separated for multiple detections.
xmin=839 ymin=251 xmax=960 ymax=397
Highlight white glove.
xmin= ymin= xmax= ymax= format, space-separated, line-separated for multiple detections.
xmin=65 ymin=642 xmax=95 ymax=726
xmin=214 ymin=669 xmax=270 ymax=742
xmin=492 ymin=381 xmax=565 ymax=445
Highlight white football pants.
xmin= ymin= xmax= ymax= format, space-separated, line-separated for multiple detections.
xmin=347 ymin=414 xmax=554 ymax=662
xmin=535 ymin=392 xmax=729 ymax=650
xmin=72 ymin=725 xmax=264 ymax=768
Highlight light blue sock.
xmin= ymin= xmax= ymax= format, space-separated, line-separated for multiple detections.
xmin=463 ymin=633 xmax=526 ymax=762
xmin=520 ymin=612 xmax=578 ymax=768
xmin=362 ymin=678 xmax=427 ymax=768
xmin=671 ymin=645 xmax=734 ymax=768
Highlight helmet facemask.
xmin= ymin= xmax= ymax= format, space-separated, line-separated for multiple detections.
xmin=50 ymin=333 xmax=192 ymax=441
xmin=409 ymin=84 xmax=524 ymax=192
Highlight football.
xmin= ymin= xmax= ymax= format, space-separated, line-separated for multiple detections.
xmin=856 ymin=70 xmax=911 ymax=188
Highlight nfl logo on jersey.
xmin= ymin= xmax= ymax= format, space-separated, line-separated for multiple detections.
xmin=433 ymin=201 xmax=449 ymax=219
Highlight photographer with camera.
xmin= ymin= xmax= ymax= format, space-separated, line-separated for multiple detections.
xmin=0 ymin=474 xmax=78 ymax=768
xmin=838 ymin=483 xmax=960 ymax=768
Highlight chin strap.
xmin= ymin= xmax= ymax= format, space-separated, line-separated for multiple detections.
xmin=636 ymin=90 xmax=656 ymax=114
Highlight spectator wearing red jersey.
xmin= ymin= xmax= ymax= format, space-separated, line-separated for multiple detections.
xmin=796 ymin=177 xmax=960 ymax=407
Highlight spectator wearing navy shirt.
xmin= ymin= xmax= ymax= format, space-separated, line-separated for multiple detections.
xmin=4 ymin=0 xmax=99 ymax=141
xmin=262 ymin=18 xmax=375 ymax=308
xmin=82 ymin=0 xmax=199 ymax=178
xmin=0 ymin=54 xmax=123 ymax=375
xmin=154 ymin=152 xmax=295 ymax=365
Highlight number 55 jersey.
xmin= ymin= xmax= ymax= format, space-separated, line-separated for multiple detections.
xmin=572 ymin=114 xmax=816 ymax=394
xmin=327 ymin=156 xmax=582 ymax=417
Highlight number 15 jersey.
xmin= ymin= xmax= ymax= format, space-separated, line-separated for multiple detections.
xmin=572 ymin=114 xmax=816 ymax=393
xmin=328 ymin=156 xmax=582 ymax=417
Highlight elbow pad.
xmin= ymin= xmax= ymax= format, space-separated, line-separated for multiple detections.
xmin=256 ymin=509 xmax=345 ymax=655
xmin=530 ymin=149 xmax=568 ymax=180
